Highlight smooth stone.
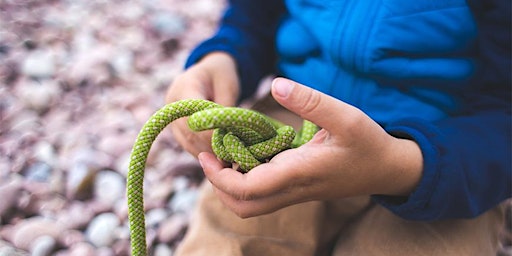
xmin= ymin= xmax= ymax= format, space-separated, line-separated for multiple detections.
xmin=24 ymin=162 xmax=52 ymax=182
xmin=30 ymin=235 xmax=57 ymax=256
xmin=0 ymin=239 xmax=29 ymax=256
xmin=168 ymin=188 xmax=199 ymax=214
xmin=95 ymin=247 xmax=115 ymax=256
xmin=145 ymin=208 xmax=169 ymax=228
xmin=10 ymin=217 xmax=64 ymax=251
xmin=93 ymin=170 xmax=125 ymax=205
xmin=16 ymin=79 xmax=60 ymax=113
xmin=85 ymin=213 xmax=120 ymax=248
xmin=153 ymin=243 xmax=173 ymax=256
xmin=56 ymin=202 xmax=95 ymax=230
xmin=33 ymin=141 xmax=57 ymax=167
xmin=65 ymin=163 xmax=97 ymax=200
xmin=111 ymin=239 xmax=130 ymax=256
xmin=157 ymin=213 xmax=188 ymax=243
xmin=0 ymin=178 xmax=23 ymax=218
xmin=149 ymin=12 xmax=186 ymax=37
xmin=67 ymin=242 xmax=96 ymax=256
xmin=21 ymin=50 xmax=56 ymax=78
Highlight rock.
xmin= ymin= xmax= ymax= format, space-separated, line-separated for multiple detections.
xmin=112 ymin=239 xmax=130 ymax=256
xmin=56 ymin=202 xmax=95 ymax=230
xmin=116 ymin=222 xmax=131 ymax=241
xmin=96 ymin=247 xmax=115 ymax=256
xmin=15 ymin=79 xmax=60 ymax=113
xmin=30 ymin=235 xmax=57 ymax=256
xmin=21 ymin=49 xmax=56 ymax=79
xmin=110 ymin=50 xmax=133 ymax=76
xmin=0 ymin=0 xmax=226 ymax=253
xmin=85 ymin=213 xmax=120 ymax=248
xmin=114 ymin=152 xmax=131 ymax=177
xmin=57 ymin=229 xmax=85 ymax=248
xmin=16 ymin=192 xmax=38 ymax=217
xmin=33 ymin=194 xmax=67 ymax=217
xmin=67 ymin=242 xmax=96 ymax=256
xmin=24 ymin=161 xmax=52 ymax=182
xmin=96 ymin=133 xmax=133 ymax=160
xmin=149 ymin=12 xmax=187 ymax=38
xmin=145 ymin=208 xmax=169 ymax=228
xmin=153 ymin=243 xmax=173 ymax=256
xmin=167 ymin=176 xmax=199 ymax=214
xmin=10 ymin=217 xmax=65 ymax=251
xmin=0 ymin=239 xmax=29 ymax=256
xmin=0 ymin=177 xmax=23 ymax=218
xmin=0 ymin=247 xmax=28 ymax=256
xmin=113 ymin=197 xmax=128 ymax=220
xmin=173 ymin=176 xmax=190 ymax=192
xmin=65 ymin=163 xmax=97 ymax=200
xmin=157 ymin=213 xmax=188 ymax=243
xmin=8 ymin=109 xmax=40 ymax=134
xmin=33 ymin=141 xmax=57 ymax=167
xmin=146 ymin=177 xmax=175 ymax=206
xmin=168 ymin=188 xmax=199 ymax=214
xmin=93 ymin=170 xmax=125 ymax=206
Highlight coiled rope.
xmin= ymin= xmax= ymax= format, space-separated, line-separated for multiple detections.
xmin=127 ymin=99 xmax=318 ymax=255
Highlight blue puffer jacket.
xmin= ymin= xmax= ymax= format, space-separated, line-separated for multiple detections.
xmin=277 ymin=0 xmax=476 ymax=123
xmin=185 ymin=0 xmax=511 ymax=221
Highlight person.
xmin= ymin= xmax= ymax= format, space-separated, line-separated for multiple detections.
xmin=165 ymin=0 xmax=511 ymax=255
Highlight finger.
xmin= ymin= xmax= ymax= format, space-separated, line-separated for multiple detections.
xmin=212 ymin=185 xmax=296 ymax=218
xmin=171 ymin=120 xmax=213 ymax=156
xmin=271 ymin=77 xmax=363 ymax=132
xmin=166 ymin=78 xmax=208 ymax=103
xmin=199 ymin=151 xmax=303 ymax=218
xmin=199 ymin=149 xmax=311 ymax=201
xmin=212 ymin=71 xmax=239 ymax=107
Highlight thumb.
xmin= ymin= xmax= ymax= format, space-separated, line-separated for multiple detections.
xmin=271 ymin=77 xmax=357 ymax=130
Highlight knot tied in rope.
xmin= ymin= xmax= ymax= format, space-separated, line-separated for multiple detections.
xmin=127 ymin=99 xmax=318 ymax=256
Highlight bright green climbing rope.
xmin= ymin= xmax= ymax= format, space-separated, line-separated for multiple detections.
xmin=127 ymin=99 xmax=318 ymax=256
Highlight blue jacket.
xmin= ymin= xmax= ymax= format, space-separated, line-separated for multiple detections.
xmin=185 ymin=0 xmax=511 ymax=221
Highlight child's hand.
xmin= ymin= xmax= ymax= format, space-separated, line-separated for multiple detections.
xmin=198 ymin=78 xmax=424 ymax=218
xmin=166 ymin=52 xmax=240 ymax=157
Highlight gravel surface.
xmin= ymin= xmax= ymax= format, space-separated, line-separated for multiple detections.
xmin=1 ymin=0 xmax=224 ymax=255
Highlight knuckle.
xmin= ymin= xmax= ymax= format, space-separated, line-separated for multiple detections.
xmin=339 ymin=108 xmax=368 ymax=138
xmin=238 ymin=189 xmax=255 ymax=201
xmin=231 ymin=205 xmax=253 ymax=219
xmin=299 ymin=89 xmax=322 ymax=116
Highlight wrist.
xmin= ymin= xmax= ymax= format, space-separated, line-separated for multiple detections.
xmin=381 ymin=137 xmax=423 ymax=197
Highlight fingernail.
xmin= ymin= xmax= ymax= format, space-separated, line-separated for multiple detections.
xmin=198 ymin=153 xmax=206 ymax=169
xmin=272 ymin=78 xmax=292 ymax=98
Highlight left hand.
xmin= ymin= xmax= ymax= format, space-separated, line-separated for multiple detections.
xmin=198 ymin=78 xmax=423 ymax=218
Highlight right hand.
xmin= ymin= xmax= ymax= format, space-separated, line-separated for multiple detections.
xmin=165 ymin=52 xmax=240 ymax=157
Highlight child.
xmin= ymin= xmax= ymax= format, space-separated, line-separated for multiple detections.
xmin=166 ymin=0 xmax=511 ymax=255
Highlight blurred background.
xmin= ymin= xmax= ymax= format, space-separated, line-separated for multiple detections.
xmin=1 ymin=1 xmax=511 ymax=256
xmin=0 ymin=0 xmax=224 ymax=255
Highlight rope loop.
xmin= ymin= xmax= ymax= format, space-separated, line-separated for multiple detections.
xmin=187 ymin=107 xmax=297 ymax=171
xmin=127 ymin=99 xmax=318 ymax=255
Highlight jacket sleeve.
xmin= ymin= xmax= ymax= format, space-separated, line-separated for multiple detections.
xmin=185 ymin=0 xmax=286 ymax=101
xmin=373 ymin=0 xmax=511 ymax=221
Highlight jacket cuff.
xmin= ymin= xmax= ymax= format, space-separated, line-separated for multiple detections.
xmin=372 ymin=118 xmax=442 ymax=220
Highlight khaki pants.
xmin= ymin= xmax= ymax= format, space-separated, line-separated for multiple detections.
xmin=176 ymin=95 xmax=507 ymax=256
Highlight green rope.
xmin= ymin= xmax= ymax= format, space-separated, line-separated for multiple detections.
xmin=126 ymin=99 xmax=318 ymax=256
